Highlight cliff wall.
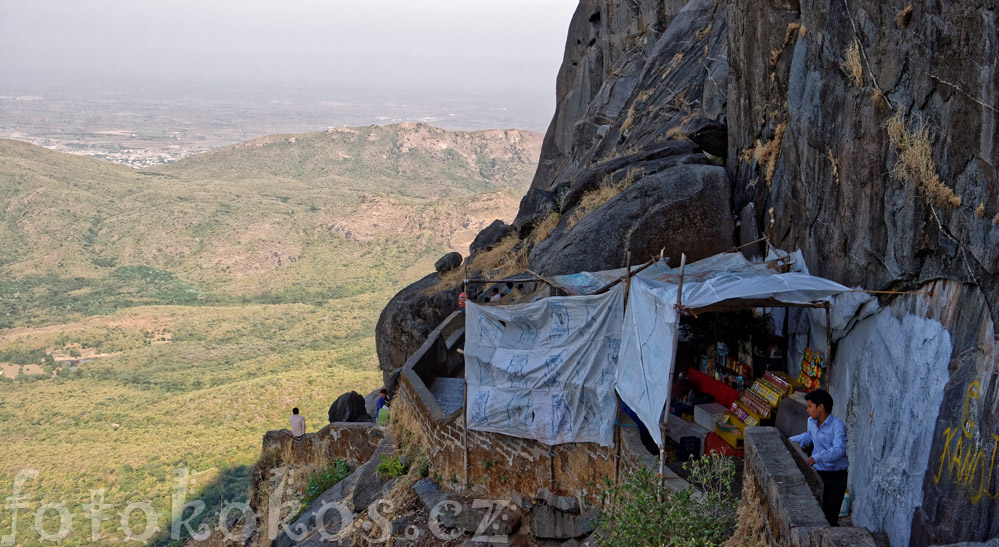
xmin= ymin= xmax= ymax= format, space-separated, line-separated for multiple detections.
xmin=375 ymin=1 xmax=999 ymax=544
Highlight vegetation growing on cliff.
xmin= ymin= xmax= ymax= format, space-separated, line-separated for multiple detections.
xmin=597 ymin=455 xmax=737 ymax=546
xmin=886 ymin=112 xmax=962 ymax=209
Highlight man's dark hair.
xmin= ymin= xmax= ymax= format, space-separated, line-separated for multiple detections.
xmin=379 ymin=388 xmax=387 ymax=394
xmin=804 ymin=389 xmax=833 ymax=413
xmin=492 ymin=287 xmax=499 ymax=294
xmin=293 ymin=407 xmax=299 ymax=414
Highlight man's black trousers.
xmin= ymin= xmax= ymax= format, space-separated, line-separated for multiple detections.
xmin=817 ymin=469 xmax=848 ymax=526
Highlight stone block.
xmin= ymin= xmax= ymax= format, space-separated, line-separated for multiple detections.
xmin=413 ymin=477 xmax=447 ymax=512
xmin=529 ymin=505 xmax=598 ymax=539
xmin=535 ymin=487 xmax=580 ymax=513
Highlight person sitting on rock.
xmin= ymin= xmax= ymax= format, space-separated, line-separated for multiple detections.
xmin=289 ymin=407 xmax=306 ymax=441
xmin=789 ymin=389 xmax=849 ymax=526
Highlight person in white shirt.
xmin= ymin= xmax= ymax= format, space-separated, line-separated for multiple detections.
xmin=289 ymin=407 xmax=306 ymax=440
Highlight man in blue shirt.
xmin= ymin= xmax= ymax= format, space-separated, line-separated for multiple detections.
xmin=789 ymin=389 xmax=849 ymax=526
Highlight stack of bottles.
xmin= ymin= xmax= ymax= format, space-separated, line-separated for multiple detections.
xmin=699 ymin=346 xmax=751 ymax=390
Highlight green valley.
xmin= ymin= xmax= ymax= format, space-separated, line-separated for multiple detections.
xmin=0 ymin=123 xmax=541 ymax=545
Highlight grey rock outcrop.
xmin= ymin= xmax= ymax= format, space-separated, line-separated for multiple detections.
xmin=371 ymin=1 xmax=999 ymax=543
xmin=375 ymin=272 xmax=458 ymax=383
xmin=327 ymin=391 xmax=370 ymax=424
xmin=434 ymin=252 xmax=462 ymax=274
xmin=727 ymin=0 xmax=999 ymax=328
xmin=468 ymin=219 xmax=511 ymax=254
xmin=531 ymin=164 xmax=735 ymax=275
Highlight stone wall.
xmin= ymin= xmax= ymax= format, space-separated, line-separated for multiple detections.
xmin=744 ymin=427 xmax=876 ymax=546
xmin=261 ymin=422 xmax=385 ymax=468
xmin=391 ymin=310 xmax=674 ymax=503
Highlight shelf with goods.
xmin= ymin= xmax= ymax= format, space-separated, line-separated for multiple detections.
xmin=697 ymin=345 xmax=752 ymax=391
xmin=715 ymin=371 xmax=796 ymax=449
xmin=797 ymin=347 xmax=825 ymax=392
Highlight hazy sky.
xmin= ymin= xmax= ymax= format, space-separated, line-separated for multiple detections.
xmin=0 ymin=1 xmax=577 ymax=103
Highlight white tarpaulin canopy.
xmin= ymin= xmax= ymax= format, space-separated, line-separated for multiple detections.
xmin=615 ymin=253 xmax=852 ymax=446
xmin=464 ymin=252 xmax=852 ymax=448
xmin=464 ymin=287 xmax=625 ymax=446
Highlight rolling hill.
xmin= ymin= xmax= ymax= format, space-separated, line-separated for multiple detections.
xmin=0 ymin=123 xmax=541 ymax=546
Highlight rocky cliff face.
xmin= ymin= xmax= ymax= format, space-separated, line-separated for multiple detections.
xmin=376 ymin=2 xmax=998 ymax=543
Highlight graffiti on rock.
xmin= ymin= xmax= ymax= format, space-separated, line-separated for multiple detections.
xmin=933 ymin=381 xmax=999 ymax=504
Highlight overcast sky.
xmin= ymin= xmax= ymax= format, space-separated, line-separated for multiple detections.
xmin=0 ymin=1 xmax=577 ymax=103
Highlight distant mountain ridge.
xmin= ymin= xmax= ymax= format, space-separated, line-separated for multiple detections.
xmin=0 ymin=123 xmax=542 ymax=327
xmin=155 ymin=122 xmax=541 ymax=199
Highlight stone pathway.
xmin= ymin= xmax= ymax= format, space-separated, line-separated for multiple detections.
xmin=430 ymin=377 xmax=465 ymax=415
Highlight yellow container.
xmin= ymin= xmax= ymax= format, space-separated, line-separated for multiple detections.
xmin=715 ymin=419 xmax=744 ymax=449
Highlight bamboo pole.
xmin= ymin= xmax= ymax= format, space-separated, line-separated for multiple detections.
xmin=659 ymin=252 xmax=686 ymax=497
xmin=527 ymin=269 xmax=560 ymax=290
xmin=614 ymin=422 xmax=622 ymax=485
xmin=848 ymin=289 xmax=933 ymax=296
xmin=824 ymin=302 xmax=833 ymax=384
xmin=462 ymin=266 xmax=470 ymax=492
xmin=728 ymin=236 xmax=768 ymax=253
xmin=549 ymin=444 xmax=555 ymax=491
xmin=589 ymin=257 xmax=658 ymax=296
xmin=464 ymin=276 xmax=545 ymax=285
xmin=622 ymin=251 xmax=632 ymax=314
xmin=463 ymin=381 xmax=469 ymax=492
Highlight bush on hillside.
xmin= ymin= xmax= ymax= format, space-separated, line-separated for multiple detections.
xmin=301 ymin=459 xmax=350 ymax=509
xmin=597 ymin=455 xmax=738 ymax=546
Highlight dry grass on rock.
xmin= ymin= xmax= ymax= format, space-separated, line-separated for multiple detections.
xmin=469 ymin=233 xmax=529 ymax=278
xmin=886 ymin=111 xmax=962 ymax=209
xmin=842 ymin=40 xmax=864 ymax=87
xmin=743 ymin=120 xmax=787 ymax=186
xmin=567 ymin=181 xmax=630 ymax=229
xmin=723 ymin=476 xmax=770 ymax=546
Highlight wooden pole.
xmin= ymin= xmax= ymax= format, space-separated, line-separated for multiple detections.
xmin=463 ymin=265 xmax=470 ymax=492
xmin=824 ymin=302 xmax=833 ymax=386
xmin=589 ymin=257 xmax=658 ymax=296
xmin=549 ymin=444 xmax=555 ymax=491
xmin=728 ymin=236 xmax=768 ymax=253
xmin=463 ymin=381 xmax=469 ymax=492
xmin=659 ymin=252 xmax=686 ymax=496
xmin=614 ymin=422 xmax=622 ymax=485
xmin=622 ymin=251 xmax=632 ymax=314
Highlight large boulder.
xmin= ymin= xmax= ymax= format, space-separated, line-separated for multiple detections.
xmin=530 ymin=164 xmax=735 ymax=276
xmin=468 ymin=219 xmax=512 ymax=254
xmin=375 ymin=272 xmax=459 ymax=383
xmin=434 ymin=252 xmax=462 ymax=274
xmin=327 ymin=391 xmax=370 ymax=423
xmin=512 ymin=188 xmax=559 ymax=236
xmin=524 ymin=0 xmax=696 ymax=203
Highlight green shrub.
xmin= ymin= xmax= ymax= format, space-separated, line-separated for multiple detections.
xmin=301 ymin=459 xmax=350 ymax=509
xmin=597 ymin=455 xmax=737 ymax=546
xmin=376 ymin=454 xmax=408 ymax=478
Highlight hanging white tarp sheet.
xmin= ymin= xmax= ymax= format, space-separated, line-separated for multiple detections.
xmin=465 ymin=252 xmax=853 ymax=449
xmin=615 ymin=254 xmax=852 ymax=446
xmin=464 ymin=286 xmax=625 ymax=446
